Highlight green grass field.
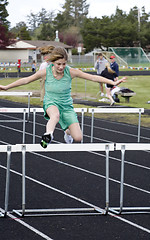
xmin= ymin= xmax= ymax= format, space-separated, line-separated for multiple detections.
xmin=0 ymin=75 xmax=149 ymax=127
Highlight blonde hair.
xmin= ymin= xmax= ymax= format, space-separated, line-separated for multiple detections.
xmin=39 ymin=45 xmax=55 ymax=55
xmin=47 ymin=47 xmax=68 ymax=62
xmin=105 ymin=62 xmax=115 ymax=74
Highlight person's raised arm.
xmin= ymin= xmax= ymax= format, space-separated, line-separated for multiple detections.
xmin=0 ymin=69 xmax=46 ymax=91
xmin=70 ymin=68 xmax=126 ymax=86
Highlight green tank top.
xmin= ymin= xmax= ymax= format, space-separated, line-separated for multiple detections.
xmin=43 ymin=64 xmax=73 ymax=106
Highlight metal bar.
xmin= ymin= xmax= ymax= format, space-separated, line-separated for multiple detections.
xmin=105 ymin=144 xmax=109 ymax=214
xmin=4 ymin=146 xmax=12 ymax=217
xmin=90 ymin=109 xmax=94 ymax=143
xmin=33 ymin=109 xmax=36 ymax=144
xmin=81 ymin=109 xmax=84 ymax=143
xmin=119 ymin=145 xmax=126 ymax=214
xmin=27 ymin=93 xmax=30 ymax=121
xmin=22 ymin=145 xmax=26 ymax=216
xmin=138 ymin=109 xmax=141 ymax=143
xmin=22 ymin=109 xmax=26 ymax=144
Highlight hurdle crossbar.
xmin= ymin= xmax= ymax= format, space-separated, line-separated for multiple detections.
xmin=1 ymin=143 xmax=114 ymax=217
xmin=109 ymin=143 xmax=150 ymax=215
xmin=89 ymin=108 xmax=144 ymax=143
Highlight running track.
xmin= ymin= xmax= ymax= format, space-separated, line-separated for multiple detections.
xmin=0 ymin=99 xmax=150 ymax=240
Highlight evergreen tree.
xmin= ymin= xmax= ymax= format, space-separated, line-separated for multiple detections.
xmin=11 ymin=22 xmax=31 ymax=40
xmin=0 ymin=0 xmax=9 ymax=26
xmin=37 ymin=23 xmax=55 ymax=40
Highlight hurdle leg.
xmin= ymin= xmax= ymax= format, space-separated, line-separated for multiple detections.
xmin=33 ymin=109 xmax=36 ymax=144
xmin=22 ymin=145 xmax=26 ymax=216
xmin=4 ymin=146 xmax=12 ymax=217
xmin=90 ymin=110 xmax=94 ymax=143
xmin=105 ymin=144 xmax=110 ymax=214
xmin=119 ymin=145 xmax=126 ymax=214
xmin=137 ymin=109 xmax=141 ymax=143
xmin=27 ymin=93 xmax=31 ymax=121
xmin=81 ymin=109 xmax=84 ymax=143
xmin=22 ymin=109 xmax=26 ymax=144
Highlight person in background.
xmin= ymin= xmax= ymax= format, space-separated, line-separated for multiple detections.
xmin=94 ymin=53 xmax=108 ymax=97
xmin=17 ymin=59 xmax=21 ymax=73
xmin=110 ymin=55 xmax=119 ymax=101
xmin=39 ymin=45 xmax=55 ymax=102
xmin=110 ymin=55 xmax=119 ymax=79
xmin=0 ymin=47 xmax=126 ymax=148
xmin=101 ymin=63 xmax=126 ymax=106
xmin=32 ymin=60 xmax=36 ymax=73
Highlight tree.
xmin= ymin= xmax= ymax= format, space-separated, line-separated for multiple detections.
xmin=63 ymin=26 xmax=82 ymax=47
xmin=10 ymin=22 xmax=31 ymax=40
xmin=71 ymin=0 xmax=89 ymax=27
xmin=0 ymin=0 xmax=9 ymax=26
xmin=0 ymin=1 xmax=15 ymax=48
xmin=0 ymin=23 xmax=15 ymax=48
xmin=60 ymin=0 xmax=89 ymax=28
xmin=37 ymin=23 xmax=55 ymax=40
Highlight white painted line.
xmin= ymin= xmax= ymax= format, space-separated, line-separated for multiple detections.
xmin=0 ymin=208 xmax=53 ymax=240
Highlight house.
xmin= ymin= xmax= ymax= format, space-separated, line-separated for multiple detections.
xmin=0 ymin=40 xmax=72 ymax=63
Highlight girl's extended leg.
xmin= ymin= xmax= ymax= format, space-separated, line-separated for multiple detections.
xmin=46 ymin=105 xmax=60 ymax=133
xmin=41 ymin=105 xmax=60 ymax=148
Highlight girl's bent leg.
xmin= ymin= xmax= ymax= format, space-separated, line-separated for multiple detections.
xmin=69 ymin=122 xmax=82 ymax=143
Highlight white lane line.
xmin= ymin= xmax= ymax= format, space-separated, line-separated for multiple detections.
xmin=0 ymin=166 xmax=150 ymax=235
xmin=108 ymin=211 xmax=150 ymax=234
xmin=0 ymin=208 xmax=53 ymax=240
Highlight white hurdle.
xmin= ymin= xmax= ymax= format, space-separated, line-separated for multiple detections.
xmin=31 ymin=108 xmax=87 ymax=143
xmin=1 ymin=143 xmax=114 ymax=217
xmin=109 ymin=143 xmax=150 ymax=215
xmin=89 ymin=108 xmax=144 ymax=143
xmin=0 ymin=108 xmax=87 ymax=144
xmin=0 ymin=92 xmax=32 ymax=121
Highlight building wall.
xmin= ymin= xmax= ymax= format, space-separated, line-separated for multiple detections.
xmin=0 ymin=49 xmax=30 ymax=63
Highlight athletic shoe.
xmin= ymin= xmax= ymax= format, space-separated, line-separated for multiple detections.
xmin=100 ymin=92 xmax=105 ymax=97
xmin=64 ymin=132 xmax=73 ymax=144
xmin=40 ymin=133 xmax=53 ymax=148
xmin=110 ymin=101 xmax=115 ymax=106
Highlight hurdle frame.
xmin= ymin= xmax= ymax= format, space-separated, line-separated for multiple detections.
xmin=32 ymin=108 xmax=87 ymax=144
xmin=1 ymin=143 xmax=114 ymax=217
xmin=109 ymin=143 xmax=150 ymax=215
xmin=0 ymin=92 xmax=32 ymax=121
xmin=89 ymin=108 xmax=144 ymax=143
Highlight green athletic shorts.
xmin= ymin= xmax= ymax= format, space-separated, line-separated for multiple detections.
xmin=43 ymin=102 xmax=79 ymax=131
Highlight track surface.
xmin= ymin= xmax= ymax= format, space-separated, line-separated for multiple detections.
xmin=0 ymin=100 xmax=150 ymax=240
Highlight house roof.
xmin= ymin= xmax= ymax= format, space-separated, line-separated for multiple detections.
xmin=7 ymin=40 xmax=72 ymax=50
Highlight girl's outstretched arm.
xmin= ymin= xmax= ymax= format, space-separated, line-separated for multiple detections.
xmin=70 ymin=68 xmax=126 ymax=86
xmin=0 ymin=69 xmax=46 ymax=91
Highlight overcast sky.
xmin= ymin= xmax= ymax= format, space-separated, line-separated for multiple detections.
xmin=7 ymin=0 xmax=150 ymax=28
